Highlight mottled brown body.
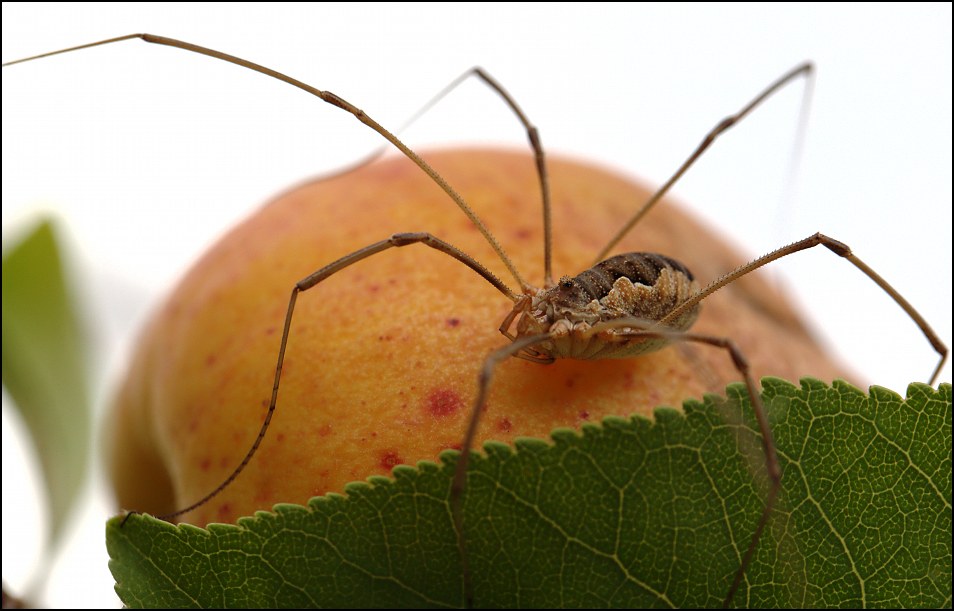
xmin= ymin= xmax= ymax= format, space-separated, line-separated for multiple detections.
xmin=508 ymin=252 xmax=701 ymax=361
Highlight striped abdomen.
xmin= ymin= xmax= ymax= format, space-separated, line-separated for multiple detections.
xmin=559 ymin=253 xmax=694 ymax=308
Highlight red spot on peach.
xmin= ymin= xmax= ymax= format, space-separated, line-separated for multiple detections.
xmin=446 ymin=317 xmax=461 ymax=327
xmin=380 ymin=451 xmax=403 ymax=470
xmin=622 ymin=371 xmax=635 ymax=389
xmin=217 ymin=503 xmax=232 ymax=518
xmin=199 ymin=458 xmax=211 ymax=472
xmin=318 ymin=424 xmax=333 ymax=437
xmin=276 ymin=433 xmax=286 ymax=443
xmin=205 ymin=354 xmax=216 ymax=367
xmin=427 ymin=388 xmax=462 ymax=418
xmin=497 ymin=417 xmax=513 ymax=432
xmin=514 ymin=227 xmax=532 ymax=240
xmin=579 ymin=410 xmax=590 ymax=421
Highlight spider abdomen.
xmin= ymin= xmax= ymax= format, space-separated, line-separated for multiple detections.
xmin=575 ymin=253 xmax=694 ymax=299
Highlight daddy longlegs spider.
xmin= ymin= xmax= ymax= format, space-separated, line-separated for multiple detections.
xmin=3 ymin=35 xmax=948 ymax=607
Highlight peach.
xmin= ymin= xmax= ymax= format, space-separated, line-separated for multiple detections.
xmin=105 ymin=148 xmax=850 ymax=526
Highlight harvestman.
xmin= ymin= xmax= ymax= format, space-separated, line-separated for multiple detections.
xmin=4 ymin=35 xmax=948 ymax=607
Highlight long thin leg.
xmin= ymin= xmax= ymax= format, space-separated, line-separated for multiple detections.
xmin=323 ymin=66 xmax=553 ymax=277
xmin=451 ymin=333 xmax=553 ymax=607
xmin=592 ymin=62 xmax=815 ymax=264
xmin=2 ymin=34 xmax=533 ymax=293
xmin=467 ymin=69 xmax=553 ymax=287
xmin=586 ymin=319 xmax=778 ymax=607
xmin=146 ymin=232 xmax=517 ymax=523
xmin=658 ymin=232 xmax=948 ymax=384
xmin=378 ymin=67 xmax=554 ymax=286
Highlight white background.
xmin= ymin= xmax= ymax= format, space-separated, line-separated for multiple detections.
xmin=2 ymin=3 xmax=951 ymax=607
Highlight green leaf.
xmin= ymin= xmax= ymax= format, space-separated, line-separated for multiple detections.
xmin=107 ymin=379 xmax=952 ymax=608
xmin=2 ymin=219 xmax=91 ymax=545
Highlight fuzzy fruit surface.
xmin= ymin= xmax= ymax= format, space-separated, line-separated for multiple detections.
xmin=106 ymin=148 xmax=850 ymax=525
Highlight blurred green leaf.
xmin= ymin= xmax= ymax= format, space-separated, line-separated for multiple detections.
xmin=107 ymin=379 xmax=952 ymax=608
xmin=2 ymin=219 xmax=91 ymax=545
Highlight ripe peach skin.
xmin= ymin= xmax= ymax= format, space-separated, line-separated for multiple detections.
xmin=106 ymin=148 xmax=851 ymax=526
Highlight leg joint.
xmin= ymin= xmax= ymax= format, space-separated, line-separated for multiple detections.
xmin=390 ymin=232 xmax=431 ymax=246
xmin=816 ymin=233 xmax=852 ymax=257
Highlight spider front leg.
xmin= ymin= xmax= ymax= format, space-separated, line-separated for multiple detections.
xmin=150 ymin=231 xmax=516 ymax=523
xmin=660 ymin=232 xmax=948 ymax=385
xmin=449 ymin=332 xmax=552 ymax=606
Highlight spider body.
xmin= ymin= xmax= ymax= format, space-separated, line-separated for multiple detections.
xmin=508 ymin=252 xmax=701 ymax=361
